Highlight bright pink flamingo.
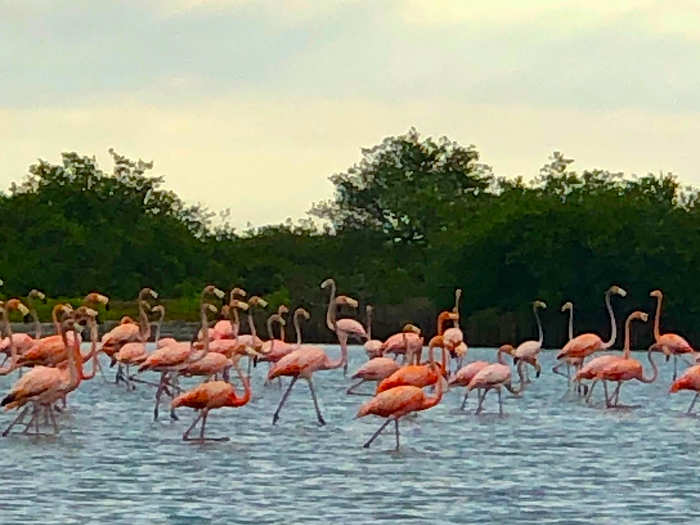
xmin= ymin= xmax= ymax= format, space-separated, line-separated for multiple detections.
xmin=171 ymin=364 xmax=251 ymax=442
xmin=468 ymin=345 xmax=521 ymax=415
xmin=650 ymin=289 xmax=694 ymax=380
xmin=363 ymin=306 xmax=384 ymax=358
xmin=669 ymin=362 xmax=700 ymax=414
xmin=321 ymin=278 xmax=368 ymax=375
xmin=512 ymin=300 xmax=547 ymax=385
xmin=376 ymin=331 xmax=446 ymax=393
xmin=589 ymin=311 xmax=665 ymax=408
xmin=356 ymin=369 xmax=446 ymax=450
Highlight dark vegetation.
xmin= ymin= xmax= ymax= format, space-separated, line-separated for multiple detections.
xmin=2 ymin=130 xmax=698 ymax=347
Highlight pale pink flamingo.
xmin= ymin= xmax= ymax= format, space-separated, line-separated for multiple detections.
xmin=552 ymin=301 xmax=585 ymax=394
xmin=268 ymin=301 xmax=352 ymax=425
xmin=468 ymin=345 xmax=521 ymax=415
xmin=356 ymin=370 xmax=446 ymax=450
xmin=0 ymin=299 xmax=31 ymax=375
xmin=171 ymin=363 xmax=251 ymax=442
xmin=1 ymin=315 xmax=81 ymax=436
xmin=14 ymin=304 xmax=77 ymax=368
xmin=443 ymin=288 xmax=466 ymax=369
xmin=363 ymin=305 xmax=384 ymax=359
xmin=449 ymin=360 xmax=490 ymax=410
xmin=557 ymin=285 xmax=626 ymax=365
xmin=512 ymin=300 xmax=547 ymax=386
xmin=589 ymin=311 xmax=665 ymax=408
xmin=321 ymin=278 xmax=368 ymax=375
xmin=650 ymin=289 xmax=694 ymax=380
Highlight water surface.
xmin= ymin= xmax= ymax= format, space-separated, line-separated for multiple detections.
xmin=1 ymin=346 xmax=697 ymax=524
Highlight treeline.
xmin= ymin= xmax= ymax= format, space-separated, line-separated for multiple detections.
xmin=1 ymin=130 xmax=699 ymax=347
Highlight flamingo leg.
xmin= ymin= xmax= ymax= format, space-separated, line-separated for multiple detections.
xmin=460 ymin=389 xmax=470 ymax=410
xmin=674 ymin=355 xmax=678 ymax=381
xmin=153 ymin=372 xmax=167 ymax=421
xmin=182 ymin=410 xmax=204 ymax=440
xmin=585 ymin=379 xmax=597 ymax=403
xmin=534 ymin=360 xmax=541 ymax=378
xmin=687 ymin=393 xmax=699 ymax=415
xmin=306 ymin=377 xmax=326 ymax=426
xmin=552 ymin=362 xmax=568 ymax=379
xmin=272 ymin=376 xmax=298 ymax=425
xmin=362 ymin=417 xmax=393 ymax=448
xmin=603 ymin=381 xmax=611 ymax=407
xmin=498 ymin=386 xmax=504 ymax=416
xmin=346 ymin=379 xmax=368 ymax=396
xmin=475 ymin=388 xmax=487 ymax=415
xmin=47 ymin=404 xmax=59 ymax=434
xmin=2 ymin=405 xmax=31 ymax=437
xmin=394 ymin=418 xmax=400 ymax=450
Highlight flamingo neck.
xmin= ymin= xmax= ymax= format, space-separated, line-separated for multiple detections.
xmin=51 ymin=305 xmax=62 ymax=334
xmin=534 ymin=305 xmax=543 ymax=346
xmin=138 ymin=301 xmax=151 ymax=342
xmin=325 ymin=280 xmax=337 ymax=331
xmin=229 ymin=366 xmax=251 ymax=406
xmin=294 ymin=312 xmax=303 ymax=345
xmin=325 ymin=334 xmax=348 ymax=370
xmin=567 ymin=308 xmax=573 ymax=341
xmin=623 ymin=316 xmax=633 ymax=359
xmin=421 ymin=374 xmax=444 ymax=410
xmin=437 ymin=313 xmax=450 ymax=336
xmin=640 ymin=347 xmax=659 ymax=383
xmin=0 ymin=309 xmax=17 ymax=374
xmin=200 ymin=305 xmax=210 ymax=355
xmin=247 ymin=311 xmax=257 ymax=341
xmin=61 ymin=327 xmax=79 ymax=388
xmin=31 ymin=309 xmax=42 ymax=339
xmin=82 ymin=320 xmax=99 ymax=380
xmin=602 ymin=291 xmax=617 ymax=349
xmin=653 ymin=293 xmax=662 ymax=341
xmin=366 ymin=307 xmax=372 ymax=340
xmin=230 ymin=307 xmax=240 ymax=338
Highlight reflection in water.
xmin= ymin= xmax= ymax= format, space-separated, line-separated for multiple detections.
xmin=0 ymin=346 xmax=698 ymax=523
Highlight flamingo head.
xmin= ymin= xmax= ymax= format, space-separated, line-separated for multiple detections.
xmin=295 ymin=308 xmax=311 ymax=321
xmin=277 ymin=304 xmax=289 ymax=316
xmin=607 ymin=285 xmax=627 ymax=297
xmin=650 ymin=289 xmax=662 ymax=299
xmin=533 ymin=300 xmax=547 ymax=309
xmin=151 ymin=305 xmax=166 ymax=319
xmin=320 ymin=278 xmax=335 ymax=289
xmin=230 ymin=287 xmax=247 ymax=299
xmin=5 ymin=298 xmax=30 ymax=317
xmin=498 ymin=344 xmax=515 ymax=358
xmin=628 ymin=311 xmax=648 ymax=323
xmin=139 ymin=287 xmax=159 ymax=301
xmin=248 ymin=296 xmax=268 ymax=309
xmin=336 ymin=295 xmax=359 ymax=308
xmin=402 ymin=323 xmax=421 ymax=335
xmin=28 ymin=289 xmax=47 ymax=303
xmin=232 ymin=300 xmax=249 ymax=311
xmin=201 ymin=285 xmax=224 ymax=301
xmin=561 ymin=301 xmax=572 ymax=312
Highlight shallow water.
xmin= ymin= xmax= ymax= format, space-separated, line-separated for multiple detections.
xmin=0 ymin=346 xmax=698 ymax=524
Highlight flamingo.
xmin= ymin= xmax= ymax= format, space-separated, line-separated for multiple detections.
xmin=356 ymin=370 xmax=446 ymax=450
xmin=171 ymin=363 xmax=251 ymax=442
xmin=1 ymin=315 xmax=81 ymax=436
xmin=426 ymin=311 xmax=460 ymax=363
xmin=590 ymin=311 xmax=665 ymax=409
xmin=268 ymin=305 xmax=352 ymax=425
xmin=321 ymin=278 xmax=368 ymax=375
xmin=239 ymin=296 xmax=268 ymax=375
xmin=363 ymin=305 xmax=384 ymax=359
xmin=376 ymin=329 xmax=446 ymax=393
xmin=669 ymin=361 xmax=700 ymax=414
xmin=12 ymin=304 xmax=76 ymax=369
xmin=381 ymin=324 xmax=424 ymax=364
xmin=512 ymin=300 xmax=547 ymax=386
xmin=449 ymin=360 xmax=490 ymax=410
xmin=552 ymin=301 xmax=585 ymax=395
xmin=557 ymin=285 xmax=627 ymax=363
xmin=0 ymin=299 xmax=31 ymax=375
xmin=260 ymin=310 xmax=307 ymax=364
xmin=443 ymin=288 xmax=466 ymax=369
xmin=468 ymin=345 xmax=521 ymax=415
xmin=138 ymin=299 xmax=220 ymax=421
xmin=650 ymin=289 xmax=694 ymax=380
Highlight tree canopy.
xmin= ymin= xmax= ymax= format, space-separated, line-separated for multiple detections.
xmin=1 ymin=132 xmax=699 ymax=345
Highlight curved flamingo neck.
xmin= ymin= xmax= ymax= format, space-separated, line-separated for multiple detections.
xmin=60 ymin=325 xmax=79 ymax=388
xmin=653 ymin=293 xmax=663 ymax=341
xmin=421 ymin=375 xmax=444 ymax=410
xmin=30 ymin=308 xmax=42 ymax=339
xmin=247 ymin=310 xmax=258 ymax=341
xmin=623 ymin=316 xmax=633 ymax=358
xmin=229 ymin=306 xmax=240 ymax=338
xmin=229 ymin=366 xmax=251 ymax=406
xmin=0 ymin=308 xmax=17 ymax=374
xmin=325 ymin=336 xmax=348 ymax=370
xmin=200 ymin=305 xmax=210 ymax=355
xmin=51 ymin=305 xmax=63 ymax=334
xmin=81 ymin=319 xmax=99 ymax=380
xmin=436 ymin=312 xmax=451 ymax=336
xmin=602 ymin=291 xmax=617 ymax=349
xmin=640 ymin=347 xmax=659 ymax=383
xmin=138 ymin=301 xmax=151 ymax=342
xmin=497 ymin=347 xmax=509 ymax=365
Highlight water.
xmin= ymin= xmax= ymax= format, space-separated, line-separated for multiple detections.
xmin=0 ymin=346 xmax=698 ymax=524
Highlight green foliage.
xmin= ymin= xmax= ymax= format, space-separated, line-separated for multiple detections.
xmin=1 ymin=135 xmax=699 ymax=345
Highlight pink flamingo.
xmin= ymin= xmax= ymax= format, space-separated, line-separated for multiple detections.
xmin=669 ymin=361 xmax=700 ymax=414
xmin=468 ymin=345 xmax=521 ymax=415
xmin=449 ymin=360 xmax=490 ymax=410
xmin=363 ymin=306 xmax=384 ymax=358
xmin=321 ymin=278 xmax=368 ymax=375
xmin=14 ymin=304 xmax=79 ymax=368
xmin=552 ymin=301 xmax=585 ymax=394
xmin=650 ymin=289 xmax=694 ymax=380
xmin=557 ymin=285 xmax=627 ymax=366
xmin=171 ymin=363 xmax=251 ymax=442
xmin=589 ymin=311 xmax=665 ymax=408
xmin=267 ymin=298 xmax=355 ymax=425
xmin=512 ymin=300 xmax=547 ymax=385
xmin=0 ymin=299 xmax=31 ymax=375
xmin=443 ymin=288 xmax=466 ymax=369
xmin=356 ymin=369 xmax=446 ymax=450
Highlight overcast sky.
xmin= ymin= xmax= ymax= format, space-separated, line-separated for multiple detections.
xmin=2 ymin=1 xmax=700 ymax=228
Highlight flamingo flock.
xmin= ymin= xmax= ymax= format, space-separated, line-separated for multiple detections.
xmin=0 ymin=281 xmax=697 ymax=450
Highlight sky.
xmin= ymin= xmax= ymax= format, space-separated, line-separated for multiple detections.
xmin=2 ymin=0 xmax=700 ymax=228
